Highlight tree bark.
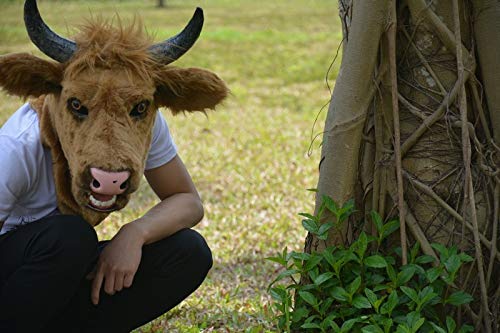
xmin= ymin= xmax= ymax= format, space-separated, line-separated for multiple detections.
xmin=472 ymin=0 xmax=500 ymax=145
xmin=306 ymin=0 xmax=389 ymax=252
xmin=305 ymin=0 xmax=499 ymax=330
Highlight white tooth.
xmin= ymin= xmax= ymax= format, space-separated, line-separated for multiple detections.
xmin=90 ymin=195 xmax=117 ymax=208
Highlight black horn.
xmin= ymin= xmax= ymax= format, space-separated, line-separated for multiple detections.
xmin=149 ymin=7 xmax=204 ymax=65
xmin=24 ymin=0 xmax=76 ymax=63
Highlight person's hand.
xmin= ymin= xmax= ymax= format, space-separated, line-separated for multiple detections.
xmin=89 ymin=223 xmax=145 ymax=305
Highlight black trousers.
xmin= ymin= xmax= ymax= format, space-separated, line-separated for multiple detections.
xmin=0 ymin=215 xmax=212 ymax=332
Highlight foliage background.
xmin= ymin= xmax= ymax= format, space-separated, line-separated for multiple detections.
xmin=0 ymin=0 xmax=341 ymax=331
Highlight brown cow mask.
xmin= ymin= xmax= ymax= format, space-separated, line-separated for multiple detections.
xmin=0 ymin=0 xmax=228 ymax=226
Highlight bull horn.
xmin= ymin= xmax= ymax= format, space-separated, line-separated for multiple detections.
xmin=24 ymin=0 xmax=76 ymax=63
xmin=148 ymin=7 xmax=204 ymax=65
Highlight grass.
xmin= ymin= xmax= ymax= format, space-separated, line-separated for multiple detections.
xmin=0 ymin=0 xmax=342 ymax=331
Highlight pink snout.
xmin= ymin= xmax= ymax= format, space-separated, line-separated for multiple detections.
xmin=89 ymin=168 xmax=130 ymax=196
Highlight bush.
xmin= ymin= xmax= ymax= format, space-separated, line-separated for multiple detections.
xmin=267 ymin=196 xmax=475 ymax=333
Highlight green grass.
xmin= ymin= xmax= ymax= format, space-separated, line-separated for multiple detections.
xmin=0 ymin=0 xmax=341 ymax=331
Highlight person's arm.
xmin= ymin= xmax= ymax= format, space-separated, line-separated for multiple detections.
xmin=127 ymin=154 xmax=204 ymax=244
xmin=90 ymin=155 xmax=204 ymax=304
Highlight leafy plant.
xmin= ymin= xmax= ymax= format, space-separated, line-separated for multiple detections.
xmin=267 ymin=196 xmax=475 ymax=332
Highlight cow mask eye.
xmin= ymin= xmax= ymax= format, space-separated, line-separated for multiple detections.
xmin=130 ymin=101 xmax=150 ymax=118
xmin=67 ymin=98 xmax=88 ymax=119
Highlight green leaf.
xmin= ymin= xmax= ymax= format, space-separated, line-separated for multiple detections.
xmin=366 ymin=273 xmax=385 ymax=286
xmin=313 ymin=272 xmax=334 ymax=286
xmin=347 ymin=276 xmax=362 ymax=295
xmin=321 ymin=313 xmax=338 ymax=330
xmin=408 ymin=263 xmax=425 ymax=275
xmin=302 ymin=219 xmax=318 ymax=233
xmin=409 ymin=243 xmax=420 ymax=263
xmin=270 ymin=286 xmax=288 ymax=303
xmin=362 ymin=325 xmax=384 ymax=333
xmin=304 ymin=254 xmax=323 ymax=271
xmin=318 ymin=222 xmax=334 ymax=235
xmin=299 ymin=212 xmax=317 ymax=221
xmin=289 ymin=251 xmax=311 ymax=261
xmin=373 ymin=295 xmax=387 ymax=313
xmin=344 ymin=250 xmax=360 ymax=264
xmin=373 ymin=284 xmax=390 ymax=292
xmin=382 ymin=318 xmax=394 ymax=333
xmin=329 ymin=320 xmax=341 ymax=333
xmin=268 ymin=268 xmax=300 ymax=287
xmin=400 ymin=286 xmax=419 ymax=303
xmin=353 ymin=232 xmax=368 ymax=258
xmin=330 ymin=287 xmax=349 ymax=302
xmin=301 ymin=322 xmax=322 ymax=329
xmin=417 ymin=286 xmax=439 ymax=309
xmin=396 ymin=266 xmax=416 ymax=286
xmin=317 ymin=222 xmax=334 ymax=240
xmin=291 ymin=307 xmax=309 ymax=323
xmin=308 ymin=268 xmax=319 ymax=282
xmin=381 ymin=220 xmax=400 ymax=239
xmin=412 ymin=318 xmax=425 ymax=332
xmin=364 ymin=288 xmax=378 ymax=306
xmin=385 ymin=255 xmax=396 ymax=265
xmin=365 ymin=255 xmax=387 ymax=268
xmin=445 ymin=291 xmax=474 ymax=306
xmin=458 ymin=325 xmax=474 ymax=333
xmin=444 ymin=254 xmax=461 ymax=274
xmin=341 ymin=318 xmax=361 ymax=332
xmin=380 ymin=290 xmax=398 ymax=316
xmin=446 ymin=316 xmax=456 ymax=333
xmin=426 ymin=267 xmax=443 ymax=283
xmin=323 ymin=249 xmax=337 ymax=269
xmin=459 ymin=253 xmax=474 ymax=263
xmin=371 ymin=211 xmax=384 ymax=235
xmin=431 ymin=243 xmax=449 ymax=260
xmin=415 ymin=254 xmax=436 ymax=265
xmin=353 ymin=295 xmax=372 ymax=309
xmin=386 ymin=264 xmax=397 ymax=283
xmin=406 ymin=312 xmax=424 ymax=332
xmin=333 ymin=259 xmax=345 ymax=277
xmin=266 ymin=255 xmax=287 ymax=266
xmin=338 ymin=199 xmax=355 ymax=222
xmin=298 ymin=290 xmax=317 ymax=307
xmin=322 ymin=195 xmax=339 ymax=214
xmin=429 ymin=322 xmax=447 ymax=333
xmin=324 ymin=314 xmax=341 ymax=332
xmin=319 ymin=298 xmax=334 ymax=316
xmin=395 ymin=323 xmax=412 ymax=333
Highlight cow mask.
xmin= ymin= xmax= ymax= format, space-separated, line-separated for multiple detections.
xmin=0 ymin=0 xmax=228 ymax=226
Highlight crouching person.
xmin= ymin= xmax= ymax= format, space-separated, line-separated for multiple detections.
xmin=0 ymin=1 xmax=227 ymax=332
xmin=0 ymin=208 xmax=212 ymax=332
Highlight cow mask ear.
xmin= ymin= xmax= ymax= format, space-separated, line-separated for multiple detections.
xmin=0 ymin=53 xmax=63 ymax=98
xmin=154 ymin=67 xmax=228 ymax=114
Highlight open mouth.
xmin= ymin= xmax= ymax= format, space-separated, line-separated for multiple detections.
xmin=87 ymin=193 xmax=117 ymax=212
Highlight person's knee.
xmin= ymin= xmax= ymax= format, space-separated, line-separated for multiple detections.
xmin=47 ymin=215 xmax=96 ymax=245
xmin=154 ymin=229 xmax=213 ymax=275
xmin=175 ymin=229 xmax=213 ymax=273
xmin=36 ymin=215 xmax=98 ymax=265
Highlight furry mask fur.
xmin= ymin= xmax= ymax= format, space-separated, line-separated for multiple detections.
xmin=0 ymin=12 xmax=228 ymax=226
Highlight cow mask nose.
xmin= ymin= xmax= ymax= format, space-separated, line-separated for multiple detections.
xmin=89 ymin=168 xmax=130 ymax=195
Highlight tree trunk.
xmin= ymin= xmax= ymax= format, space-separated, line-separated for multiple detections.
xmin=158 ymin=0 xmax=165 ymax=8
xmin=305 ymin=0 xmax=499 ymax=330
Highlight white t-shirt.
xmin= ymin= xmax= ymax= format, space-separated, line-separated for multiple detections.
xmin=0 ymin=103 xmax=177 ymax=234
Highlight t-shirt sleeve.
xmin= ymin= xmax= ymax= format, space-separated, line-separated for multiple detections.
xmin=145 ymin=111 xmax=178 ymax=170
xmin=0 ymin=136 xmax=30 ymax=221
